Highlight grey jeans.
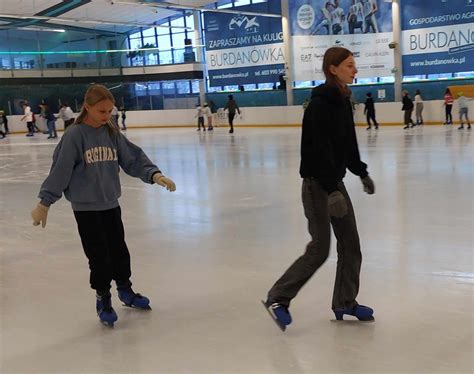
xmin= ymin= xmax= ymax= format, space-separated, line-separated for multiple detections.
xmin=267 ymin=178 xmax=362 ymax=310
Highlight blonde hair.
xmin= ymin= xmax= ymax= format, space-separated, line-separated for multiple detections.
xmin=74 ymin=84 xmax=118 ymax=134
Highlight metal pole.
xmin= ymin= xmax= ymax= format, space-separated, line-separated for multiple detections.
xmin=281 ymin=0 xmax=294 ymax=106
xmin=392 ymin=0 xmax=402 ymax=102
xmin=194 ymin=10 xmax=206 ymax=106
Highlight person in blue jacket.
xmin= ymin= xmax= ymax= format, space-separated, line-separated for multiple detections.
xmin=31 ymin=84 xmax=176 ymax=327
xmin=262 ymin=47 xmax=375 ymax=331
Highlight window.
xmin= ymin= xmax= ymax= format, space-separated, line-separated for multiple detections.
xmin=207 ymin=85 xmax=222 ymax=93
xmin=162 ymin=82 xmax=176 ymax=95
xmin=355 ymin=77 xmax=378 ymax=84
xmin=454 ymin=71 xmax=474 ymax=78
xmin=129 ymin=37 xmax=142 ymax=50
xmin=218 ymin=1 xmax=234 ymax=9
xmin=234 ymin=0 xmax=251 ymax=5
xmin=243 ymin=84 xmax=256 ymax=90
xmin=403 ymin=75 xmax=426 ymax=82
xmin=427 ymin=73 xmax=452 ymax=80
xmin=141 ymin=28 xmax=155 ymax=38
xmin=378 ymin=76 xmax=395 ymax=83
xmin=257 ymin=83 xmax=274 ymax=90
xmin=191 ymin=80 xmax=201 ymax=93
xmin=176 ymin=81 xmax=191 ymax=94
xmin=223 ymin=85 xmax=239 ymax=91
xmin=251 ymin=0 xmax=267 ymax=3
xmin=294 ymin=81 xmax=313 ymax=88
xmin=172 ymin=32 xmax=186 ymax=48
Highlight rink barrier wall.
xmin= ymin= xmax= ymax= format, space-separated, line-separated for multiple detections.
xmin=4 ymin=99 xmax=473 ymax=134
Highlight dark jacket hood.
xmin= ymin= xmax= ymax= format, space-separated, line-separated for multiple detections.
xmin=311 ymin=84 xmax=348 ymax=105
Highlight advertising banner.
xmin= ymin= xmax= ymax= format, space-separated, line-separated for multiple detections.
xmin=289 ymin=0 xmax=393 ymax=81
xmin=401 ymin=0 xmax=474 ymax=75
xmin=204 ymin=0 xmax=285 ymax=87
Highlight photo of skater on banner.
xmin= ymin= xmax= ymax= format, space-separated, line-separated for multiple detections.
xmin=289 ymin=0 xmax=393 ymax=81
xmin=401 ymin=0 xmax=474 ymax=76
xmin=204 ymin=0 xmax=284 ymax=87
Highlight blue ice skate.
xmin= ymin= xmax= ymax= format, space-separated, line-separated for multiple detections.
xmin=117 ymin=286 xmax=151 ymax=310
xmin=333 ymin=304 xmax=374 ymax=322
xmin=96 ymin=293 xmax=118 ymax=327
xmin=261 ymin=300 xmax=292 ymax=331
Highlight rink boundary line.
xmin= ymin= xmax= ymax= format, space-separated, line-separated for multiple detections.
xmin=2 ymin=121 xmax=455 ymax=136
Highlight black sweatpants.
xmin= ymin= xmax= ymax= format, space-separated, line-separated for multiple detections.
xmin=74 ymin=206 xmax=131 ymax=293
xmin=267 ymin=179 xmax=362 ymax=310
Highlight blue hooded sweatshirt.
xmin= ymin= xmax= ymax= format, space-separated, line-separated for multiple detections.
xmin=39 ymin=123 xmax=161 ymax=211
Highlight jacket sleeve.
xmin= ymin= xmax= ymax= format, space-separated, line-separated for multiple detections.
xmin=346 ymin=122 xmax=368 ymax=178
xmin=38 ymin=131 xmax=80 ymax=206
xmin=116 ymin=133 xmax=161 ymax=183
xmin=309 ymin=103 xmax=339 ymax=193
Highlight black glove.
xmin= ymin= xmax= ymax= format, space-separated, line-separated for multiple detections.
xmin=361 ymin=176 xmax=375 ymax=194
xmin=328 ymin=191 xmax=348 ymax=218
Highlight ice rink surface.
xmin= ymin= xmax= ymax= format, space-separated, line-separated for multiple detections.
xmin=1 ymin=126 xmax=472 ymax=373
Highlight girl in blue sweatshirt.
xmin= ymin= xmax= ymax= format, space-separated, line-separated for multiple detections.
xmin=31 ymin=85 xmax=176 ymax=327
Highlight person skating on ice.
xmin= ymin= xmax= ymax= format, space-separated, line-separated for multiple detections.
xmin=224 ymin=95 xmax=241 ymax=134
xmin=364 ymin=92 xmax=379 ymax=129
xmin=402 ymin=91 xmax=416 ymax=129
xmin=31 ymin=84 xmax=176 ymax=327
xmin=262 ymin=47 xmax=375 ymax=331
xmin=195 ymin=104 xmax=206 ymax=131
xmin=457 ymin=92 xmax=472 ymax=130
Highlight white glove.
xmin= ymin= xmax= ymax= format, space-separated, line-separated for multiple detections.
xmin=153 ymin=173 xmax=176 ymax=192
xmin=31 ymin=202 xmax=50 ymax=228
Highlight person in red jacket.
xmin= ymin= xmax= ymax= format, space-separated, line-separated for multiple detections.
xmin=443 ymin=88 xmax=454 ymax=125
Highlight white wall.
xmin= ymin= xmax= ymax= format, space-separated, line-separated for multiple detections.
xmin=4 ymin=99 xmax=473 ymax=134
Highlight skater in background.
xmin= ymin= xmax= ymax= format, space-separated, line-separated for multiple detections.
xmin=30 ymin=84 xmax=176 ymax=327
xmin=402 ymin=90 xmax=415 ymax=129
xmin=111 ymin=105 xmax=119 ymax=128
xmin=262 ymin=47 xmax=375 ymax=331
xmin=43 ymin=103 xmax=57 ymax=139
xmin=1 ymin=110 xmax=9 ymax=134
xmin=443 ymin=88 xmax=454 ymax=125
xmin=224 ymin=95 xmax=240 ymax=134
xmin=59 ymin=103 xmax=75 ymax=130
xmin=21 ymin=101 xmax=34 ymax=137
xmin=0 ymin=112 xmax=5 ymax=139
xmin=414 ymin=89 xmax=424 ymax=125
xmin=457 ymin=92 xmax=471 ymax=130
xmin=121 ymin=107 xmax=127 ymax=130
xmin=209 ymin=100 xmax=218 ymax=128
xmin=195 ymin=104 xmax=205 ymax=131
xmin=203 ymin=103 xmax=213 ymax=131
xmin=0 ymin=110 xmax=7 ymax=136
xmin=364 ymin=92 xmax=378 ymax=129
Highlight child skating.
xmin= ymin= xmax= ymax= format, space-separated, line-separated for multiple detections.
xmin=31 ymin=84 xmax=176 ymax=327
xmin=262 ymin=47 xmax=375 ymax=331
xmin=457 ymin=92 xmax=471 ymax=130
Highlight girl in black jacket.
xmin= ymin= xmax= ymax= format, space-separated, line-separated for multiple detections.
xmin=262 ymin=47 xmax=375 ymax=331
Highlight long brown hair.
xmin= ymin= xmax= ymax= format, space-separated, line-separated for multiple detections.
xmin=74 ymin=84 xmax=118 ymax=134
xmin=322 ymin=47 xmax=353 ymax=96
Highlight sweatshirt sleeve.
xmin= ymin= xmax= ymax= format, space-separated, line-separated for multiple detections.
xmin=346 ymin=122 xmax=368 ymax=178
xmin=38 ymin=131 xmax=80 ymax=206
xmin=116 ymin=133 xmax=161 ymax=183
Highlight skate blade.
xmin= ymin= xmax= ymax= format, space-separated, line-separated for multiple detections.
xmin=261 ymin=300 xmax=286 ymax=332
xmin=122 ymin=303 xmax=152 ymax=310
xmin=330 ymin=317 xmax=375 ymax=323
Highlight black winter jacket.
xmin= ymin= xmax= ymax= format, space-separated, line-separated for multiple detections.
xmin=299 ymin=84 xmax=368 ymax=193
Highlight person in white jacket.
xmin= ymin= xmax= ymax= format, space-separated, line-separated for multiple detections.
xmin=202 ymin=103 xmax=213 ymax=131
xmin=21 ymin=101 xmax=34 ymax=136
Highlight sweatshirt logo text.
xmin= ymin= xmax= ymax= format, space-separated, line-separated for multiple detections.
xmin=84 ymin=146 xmax=118 ymax=164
